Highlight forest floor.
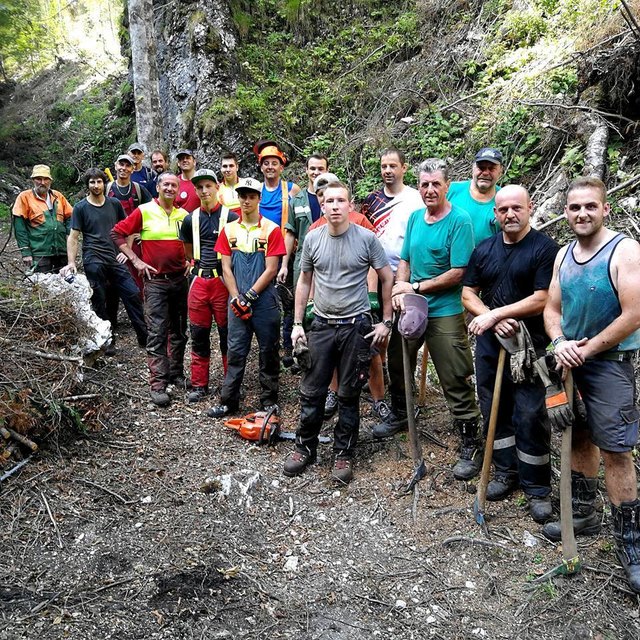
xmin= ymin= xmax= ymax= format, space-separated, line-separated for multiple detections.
xmin=1 ymin=228 xmax=640 ymax=639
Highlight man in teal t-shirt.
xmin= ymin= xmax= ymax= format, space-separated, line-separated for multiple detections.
xmin=372 ymin=158 xmax=483 ymax=482
xmin=447 ymin=147 xmax=503 ymax=246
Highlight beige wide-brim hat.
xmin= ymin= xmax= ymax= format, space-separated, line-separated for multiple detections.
xmin=31 ymin=164 xmax=52 ymax=179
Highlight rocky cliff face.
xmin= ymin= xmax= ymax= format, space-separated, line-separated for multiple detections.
xmin=153 ymin=0 xmax=242 ymax=165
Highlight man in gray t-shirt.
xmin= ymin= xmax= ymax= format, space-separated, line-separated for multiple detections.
xmin=283 ymin=182 xmax=393 ymax=484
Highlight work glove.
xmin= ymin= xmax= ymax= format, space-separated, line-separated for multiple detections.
xmin=536 ymin=354 xmax=574 ymax=432
xmin=231 ymin=294 xmax=252 ymax=320
xmin=293 ymin=341 xmax=312 ymax=371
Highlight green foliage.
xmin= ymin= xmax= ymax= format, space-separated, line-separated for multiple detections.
xmin=498 ymin=10 xmax=548 ymax=48
xmin=559 ymin=144 xmax=584 ymax=177
xmin=0 ymin=203 xmax=10 ymax=220
xmin=547 ymin=67 xmax=578 ymax=95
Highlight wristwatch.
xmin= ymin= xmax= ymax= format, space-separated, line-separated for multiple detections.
xmin=412 ymin=281 xmax=421 ymax=293
xmin=382 ymin=319 xmax=393 ymax=330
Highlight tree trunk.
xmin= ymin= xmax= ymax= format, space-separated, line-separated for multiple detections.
xmin=127 ymin=0 xmax=163 ymax=149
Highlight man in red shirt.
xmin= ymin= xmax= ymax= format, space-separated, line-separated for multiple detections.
xmin=207 ymin=178 xmax=286 ymax=418
xmin=174 ymin=149 xmax=200 ymax=212
xmin=112 ymin=173 xmax=190 ymax=407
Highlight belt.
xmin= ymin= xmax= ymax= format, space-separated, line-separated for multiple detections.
xmin=192 ymin=267 xmax=220 ymax=278
xmin=314 ymin=313 xmax=368 ymax=325
xmin=591 ymin=351 xmax=636 ymax=362
xmin=149 ymin=271 xmax=185 ymax=280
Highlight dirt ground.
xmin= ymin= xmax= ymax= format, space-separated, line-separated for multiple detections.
xmin=2 ymin=304 xmax=640 ymax=640
xmin=0 ymin=205 xmax=639 ymax=640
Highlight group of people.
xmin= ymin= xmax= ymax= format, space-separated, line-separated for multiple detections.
xmin=11 ymin=141 xmax=640 ymax=592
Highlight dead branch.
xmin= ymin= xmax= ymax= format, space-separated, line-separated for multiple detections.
xmin=0 ymin=337 xmax=83 ymax=363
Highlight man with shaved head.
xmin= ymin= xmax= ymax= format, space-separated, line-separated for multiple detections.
xmin=462 ymin=185 xmax=559 ymax=523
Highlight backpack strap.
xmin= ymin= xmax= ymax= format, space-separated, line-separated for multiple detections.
xmin=280 ymin=181 xmax=289 ymax=234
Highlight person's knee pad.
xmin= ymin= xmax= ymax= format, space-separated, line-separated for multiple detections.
xmin=190 ymin=324 xmax=211 ymax=358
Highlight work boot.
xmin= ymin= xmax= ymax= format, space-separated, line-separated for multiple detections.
xmin=324 ymin=390 xmax=338 ymax=420
xmin=332 ymin=457 xmax=354 ymax=484
xmin=371 ymin=407 xmax=408 ymax=438
xmin=542 ymin=472 xmax=601 ymax=541
xmin=452 ymin=418 xmax=482 ymax=480
xmin=486 ymin=473 xmax=519 ymax=501
xmin=612 ymin=500 xmax=640 ymax=594
xmin=207 ymin=404 xmax=235 ymax=419
xmin=372 ymin=400 xmax=392 ymax=423
xmin=283 ymin=449 xmax=316 ymax=477
xmin=150 ymin=389 xmax=170 ymax=407
xmin=187 ymin=387 xmax=208 ymax=403
xmin=527 ymin=494 xmax=553 ymax=524
xmin=104 ymin=339 xmax=116 ymax=356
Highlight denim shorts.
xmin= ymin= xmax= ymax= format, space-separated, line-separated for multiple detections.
xmin=573 ymin=360 xmax=640 ymax=452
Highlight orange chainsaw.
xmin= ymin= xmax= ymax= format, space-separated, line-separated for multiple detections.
xmin=224 ymin=405 xmax=331 ymax=446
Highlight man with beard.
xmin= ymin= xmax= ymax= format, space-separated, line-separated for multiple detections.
xmin=543 ymin=176 xmax=640 ymax=593
xmin=112 ymin=173 xmax=190 ymax=407
xmin=448 ymin=147 xmax=503 ymax=245
xmin=60 ymin=168 xmax=148 ymax=351
xmin=12 ymin=164 xmax=73 ymax=273
xmin=150 ymin=149 xmax=169 ymax=197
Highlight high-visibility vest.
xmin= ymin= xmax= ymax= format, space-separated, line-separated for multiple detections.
xmin=226 ymin=219 xmax=270 ymax=253
xmin=192 ymin=205 xmax=229 ymax=261
xmin=138 ymin=201 xmax=186 ymax=241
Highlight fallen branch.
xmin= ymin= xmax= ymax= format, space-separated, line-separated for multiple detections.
xmin=0 ymin=337 xmax=83 ymax=364
xmin=76 ymin=478 xmax=136 ymax=505
xmin=520 ymin=101 xmax=636 ymax=126
xmin=442 ymin=535 xmax=514 ymax=552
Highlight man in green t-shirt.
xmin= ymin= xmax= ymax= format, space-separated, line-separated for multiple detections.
xmin=372 ymin=158 xmax=483 ymax=481
xmin=447 ymin=147 xmax=503 ymax=246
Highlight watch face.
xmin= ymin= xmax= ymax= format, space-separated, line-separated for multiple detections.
xmin=412 ymin=282 xmax=419 ymax=291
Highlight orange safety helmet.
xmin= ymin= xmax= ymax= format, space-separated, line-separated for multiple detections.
xmin=253 ymin=139 xmax=288 ymax=166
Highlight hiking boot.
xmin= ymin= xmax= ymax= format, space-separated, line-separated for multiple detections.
xmin=372 ymin=400 xmax=392 ymax=423
xmin=150 ymin=389 xmax=170 ymax=407
xmin=187 ymin=387 xmax=208 ymax=403
xmin=527 ymin=494 xmax=553 ymax=524
xmin=283 ymin=449 xmax=316 ymax=477
xmin=207 ymin=404 xmax=235 ymax=419
xmin=324 ymin=390 xmax=338 ymax=420
xmin=137 ymin=333 xmax=148 ymax=348
xmin=332 ymin=457 xmax=354 ymax=484
xmin=371 ymin=408 xmax=408 ymax=438
xmin=452 ymin=418 xmax=482 ymax=480
xmin=104 ymin=340 xmax=116 ymax=356
xmin=542 ymin=472 xmax=601 ymax=541
xmin=486 ymin=473 xmax=519 ymax=501
xmin=612 ymin=500 xmax=640 ymax=594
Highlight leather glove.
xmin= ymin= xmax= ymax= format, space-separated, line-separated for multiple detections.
xmin=231 ymin=294 xmax=252 ymax=320
xmin=293 ymin=342 xmax=312 ymax=371
xmin=536 ymin=355 xmax=574 ymax=432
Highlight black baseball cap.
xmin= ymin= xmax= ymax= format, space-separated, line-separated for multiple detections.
xmin=474 ymin=147 xmax=503 ymax=165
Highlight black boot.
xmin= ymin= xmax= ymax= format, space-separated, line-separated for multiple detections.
xmin=452 ymin=418 xmax=482 ymax=480
xmin=371 ymin=399 xmax=408 ymax=438
xmin=543 ymin=471 xmax=601 ymax=541
xmin=612 ymin=500 xmax=640 ymax=594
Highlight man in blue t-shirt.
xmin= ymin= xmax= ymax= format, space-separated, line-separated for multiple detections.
xmin=448 ymin=147 xmax=503 ymax=246
xmin=254 ymin=140 xmax=301 ymax=227
xmin=372 ymin=158 xmax=483 ymax=482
